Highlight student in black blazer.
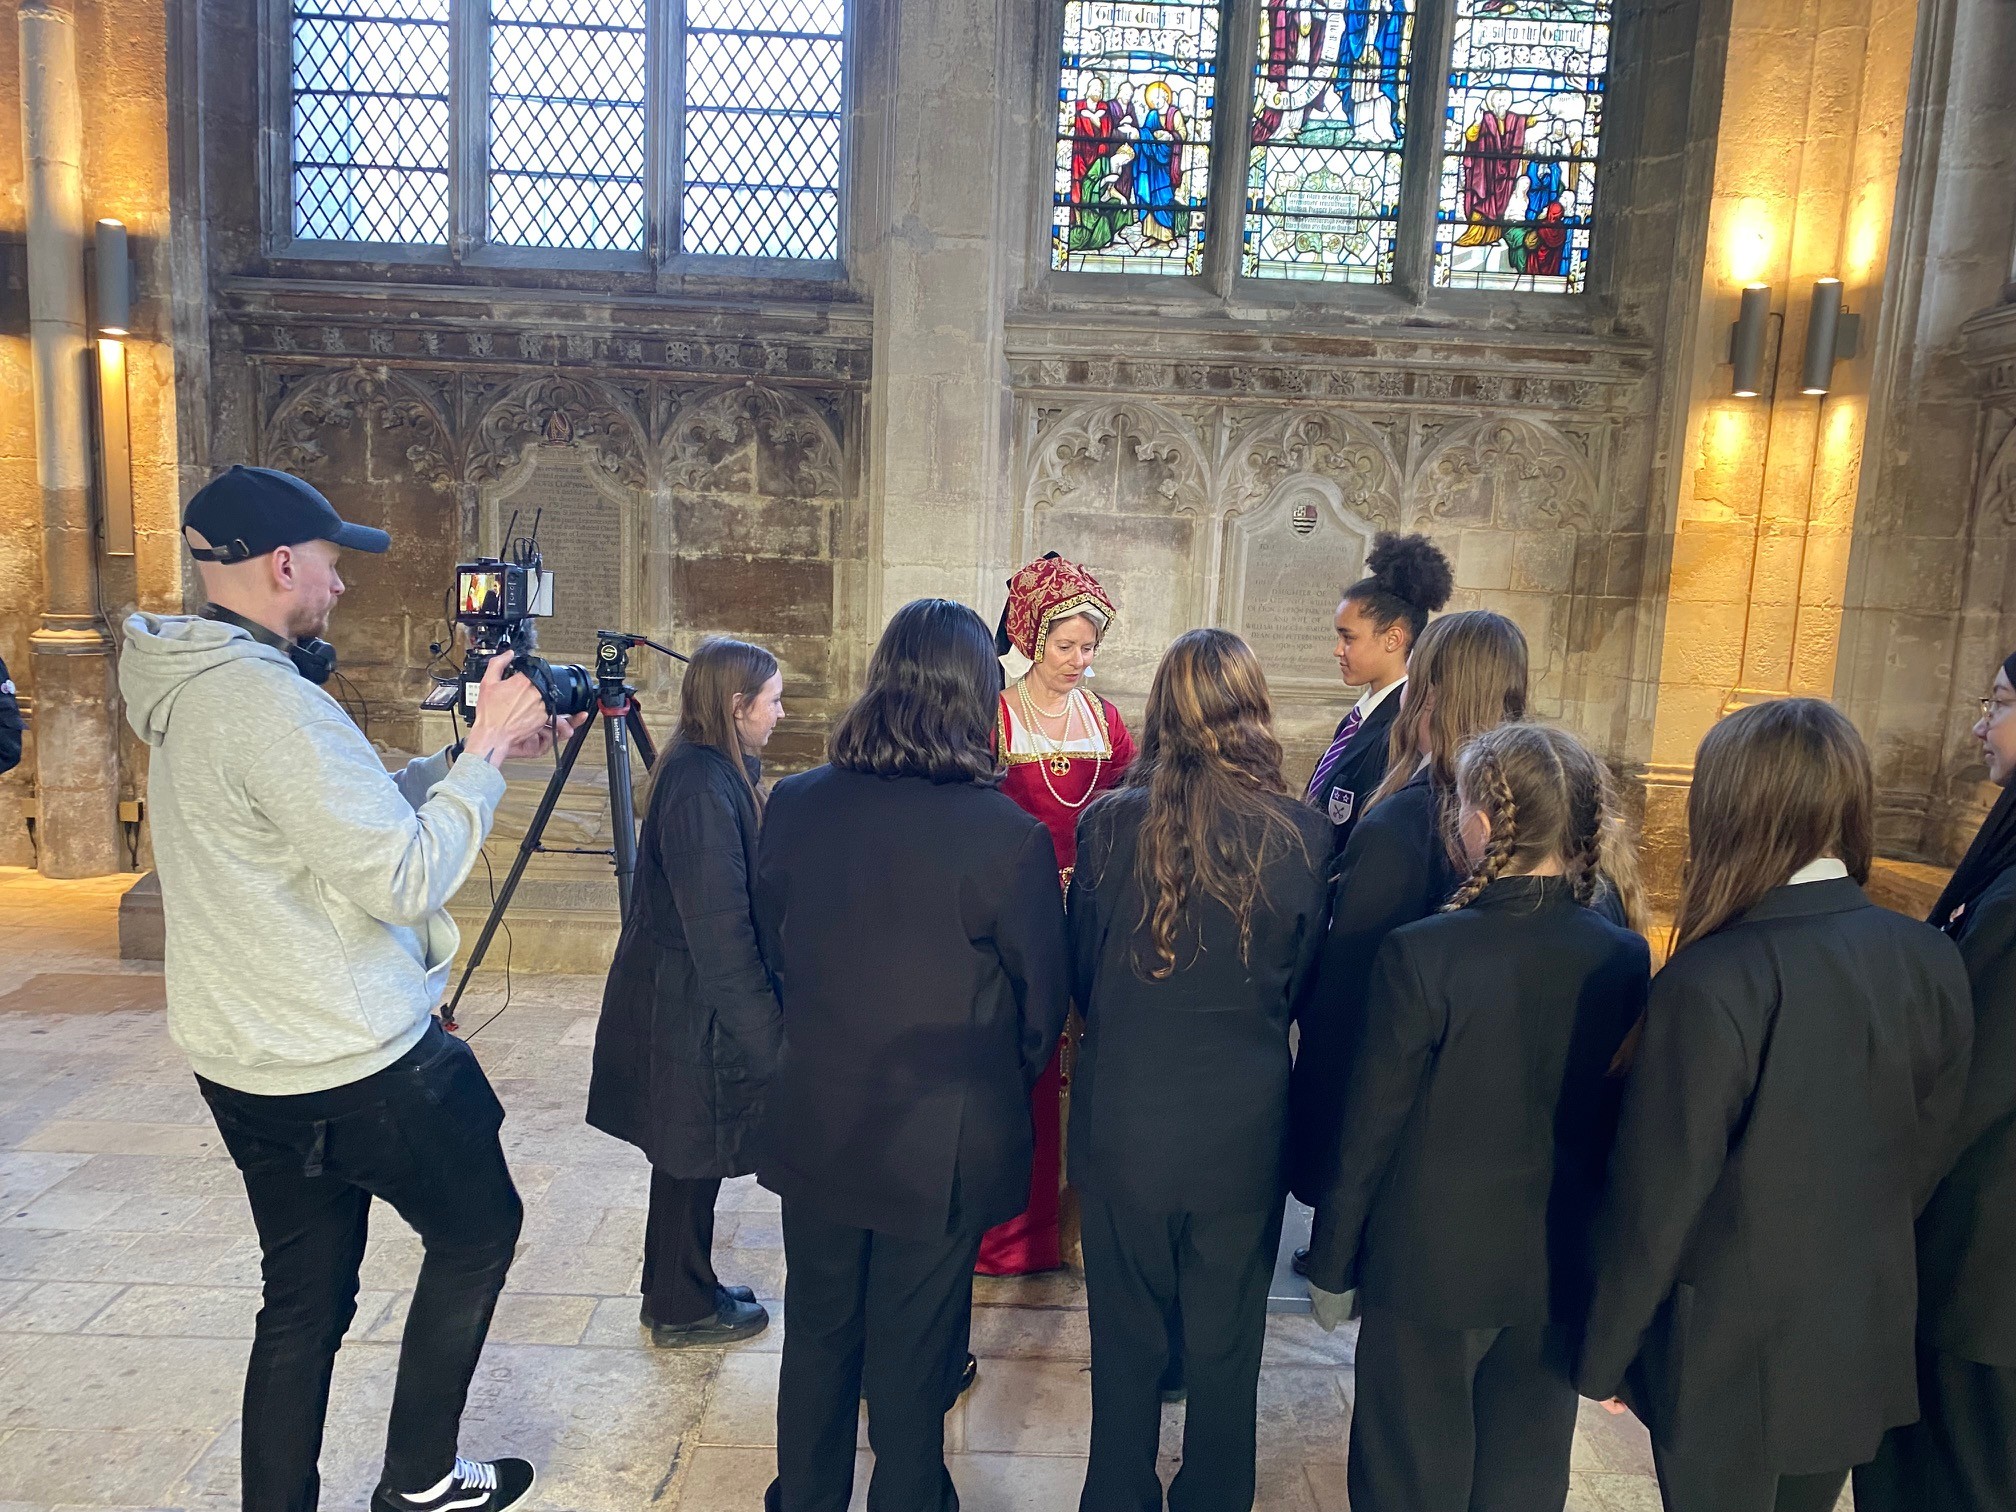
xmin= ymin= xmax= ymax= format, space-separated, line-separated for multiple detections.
xmin=1860 ymin=651 xmax=2016 ymax=1512
xmin=1290 ymin=609 xmax=1529 ymax=1224
xmin=1068 ymin=630 xmax=1331 ymax=1512
xmin=1303 ymin=532 xmax=1452 ymax=856
xmin=1580 ymin=698 xmax=1973 ymax=1512
xmin=1305 ymin=723 xmax=1650 ymax=1512
xmin=754 ymin=600 xmax=1072 ymax=1512
xmin=587 ymin=638 xmax=784 ymax=1347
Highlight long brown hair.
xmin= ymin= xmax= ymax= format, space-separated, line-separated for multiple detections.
xmin=1443 ymin=722 xmax=1648 ymax=932
xmin=663 ymin=636 xmax=779 ymax=814
xmin=1670 ymin=697 xmax=1872 ymax=953
xmin=1112 ymin=628 xmax=1308 ymax=979
xmin=829 ymin=598 xmax=1002 ymax=784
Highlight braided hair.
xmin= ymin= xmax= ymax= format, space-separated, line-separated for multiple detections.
xmin=1443 ymin=722 xmax=1646 ymax=932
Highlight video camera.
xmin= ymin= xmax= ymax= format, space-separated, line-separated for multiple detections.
xmin=425 ymin=512 xmax=597 ymax=722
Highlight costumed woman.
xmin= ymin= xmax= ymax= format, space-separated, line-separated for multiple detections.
xmin=984 ymin=553 xmax=1136 ymax=1276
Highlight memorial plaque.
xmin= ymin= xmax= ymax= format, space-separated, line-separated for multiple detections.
xmin=489 ymin=449 xmax=626 ymax=659
xmin=1233 ymin=498 xmax=1370 ymax=687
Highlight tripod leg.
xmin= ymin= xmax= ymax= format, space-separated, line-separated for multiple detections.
xmin=605 ymin=706 xmax=640 ymax=923
xmin=443 ymin=714 xmax=593 ymax=1028
xmin=627 ymin=701 xmax=657 ymax=771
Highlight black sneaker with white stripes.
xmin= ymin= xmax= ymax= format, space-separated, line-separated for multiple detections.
xmin=370 ymin=1457 xmax=536 ymax=1512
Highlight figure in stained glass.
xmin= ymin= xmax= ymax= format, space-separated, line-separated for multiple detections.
xmin=1434 ymin=0 xmax=1610 ymax=292
xmin=1244 ymin=0 xmax=1413 ymax=283
xmin=1052 ymin=0 xmax=1218 ymax=276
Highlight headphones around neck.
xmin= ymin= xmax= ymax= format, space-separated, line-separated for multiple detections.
xmin=202 ymin=604 xmax=338 ymax=685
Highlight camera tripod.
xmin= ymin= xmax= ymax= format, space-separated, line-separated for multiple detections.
xmin=442 ymin=629 xmax=685 ymax=1030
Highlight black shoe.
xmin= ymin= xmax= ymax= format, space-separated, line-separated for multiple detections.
xmin=1290 ymin=1247 xmax=1311 ymax=1278
xmin=640 ymin=1285 xmax=757 ymax=1330
xmin=372 ymin=1457 xmax=535 ymax=1512
xmin=648 ymin=1294 xmax=769 ymax=1348
xmin=956 ymin=1353 xmax=979 ymax=1401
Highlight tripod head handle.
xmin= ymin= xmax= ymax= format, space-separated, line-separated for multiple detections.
xmin=595 ymin=629 xmax=688 ymax=664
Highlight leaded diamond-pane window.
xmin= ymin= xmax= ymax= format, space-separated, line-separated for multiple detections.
xmin=280 ymin=0 xmax=849 ymax=263
xmin=1049 ymin=0 xmax=1614 ymax=296
xmin=291 ymin=0 xmax=452 ymax=243
xmin=682 ymin=0 xmax=845 ymax=258
xmin=489 ymin=0 xmax=648 ymax=250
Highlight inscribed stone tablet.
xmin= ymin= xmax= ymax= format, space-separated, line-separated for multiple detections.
xmin=496 ymin=452 xmax=625 ymax=659
xmin=1235 ymin=502 xmax=1370 ymax=687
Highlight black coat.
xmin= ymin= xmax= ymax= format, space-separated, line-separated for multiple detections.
xmin=1579 ymin=879 xmax=1973 ymax=1474
xmin=1066 ymin=788 xmax=1331 ymax=1215
xmin=1304 ymin=876 xmax=1649 ymax=1333
xmin=753 ymin=765 xmax=1071 ymax=1241
xmin=587 ymin=741 xmax=781 ymax=1178
xmin=0 ymin=654 xmax=20 ymax=777
xmin=1288 ymin=765 xmax=1460 ymax=1205
xmin=1305 ymin=684 xmax=1402 ymax=857
xmin=1917 ymin=864 xmax=2016 ymax=1368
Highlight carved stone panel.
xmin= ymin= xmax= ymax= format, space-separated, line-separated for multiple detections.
xmin=483 ymin=445 xmax=633 ymax=661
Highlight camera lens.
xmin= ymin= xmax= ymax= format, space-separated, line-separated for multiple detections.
xmin=525 ymin=656 xmax=596 ymax=719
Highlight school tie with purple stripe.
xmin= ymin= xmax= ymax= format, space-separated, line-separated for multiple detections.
xmin=1306 ymin=703 xmax=1365 ymax=801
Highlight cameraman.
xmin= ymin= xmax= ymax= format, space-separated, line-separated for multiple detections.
xmin=119 ymin=466 xmax=581 ymax=1512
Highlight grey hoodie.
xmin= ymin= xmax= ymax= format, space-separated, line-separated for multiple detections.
xmin=120 ymin=613 xmax=507 ymax=1094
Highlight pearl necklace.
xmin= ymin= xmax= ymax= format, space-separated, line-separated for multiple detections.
xmin=1016 ymin=678 xmax=1105 ymax=808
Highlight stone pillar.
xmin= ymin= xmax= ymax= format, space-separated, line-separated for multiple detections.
xmin=859 ymin=0 xmax=1023 ymax=623
xmin=1640 ymin=0 xmax=1921 ymax=896
xmin=20 ymin=0 xmax=121 ymax=878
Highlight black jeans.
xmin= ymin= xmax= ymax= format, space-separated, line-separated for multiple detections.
xmin=1348 ymin=1307 xmax=1579 ymax=1512
xmin=767 ymin=1202 xmax=983 ymax=1512
xmin=1078 ymin=1194 xmax=1285 ymax=1512
xmin=198 ymin=1021 xmax=524 ymax=1512
xmin=643 ymin=1169 xmax=723 ymax=1325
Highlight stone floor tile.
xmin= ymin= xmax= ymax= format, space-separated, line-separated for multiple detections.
xmin=95 ymin=1195 xmax=215 ymax=1235
xmin=83 ymin=1284 xmax=259 ymax=1339
xmin=18 ymin=1122 xmax=223 ymax=1158
xmin=1573 ymin=1399 xmax=1657 ymax=1476
xmin=947 ymin=1451 xmax=1092 ymax=1511
xmin=727 ymin=1210 xmax=784 ymax=1249
xmin=41 ymin=1153 xmax=242 ymax=1199
xmin=0 ymin=1230 xmax=138 ymax=1283
xmin=174 ymin=1195 xmax=258 ymax=1236
xmin=715 ymin=1175 xmax=780 ymax=1212
xmin=1263 ymin=1312 xmax=1358 ymax=1368
xmin=960 ymin=1357 xmax=1094 ymax=1456
xmin=91 ymin=1233 xmax=250 ymax=1287
xmin=972 ymin=1268 xmax=1085 ymax=1308
xmin=581 ymin=1293 xmax=650 ymax=1347
xmin=583 ymin=1206 xmax=646 ymax=1251
xmin=506 ymin=1242 xmax=647 ymax=1296
xmin=0 ymin=1333 xmax=248 ymax=1430
xmin=1303 ymin=1460 xmax=1350 ymax=1512
xmin=484 ymin=1291 xmax=598 ymax=1346
xmin=968 ymin=1303 xmax=1090 ymax=1361
xmin=53 ymin=1080 xmax=212 ymax=1127
xmin=0 ymin=1281 xmax=127 ymax=1333
xmin=0 ymin=1190 xmax=132 ymax=1231
xmin=1257 ymin=1367 xmax=1351 ymax=1464
xmin=673 ymin=1445 xmax=836 ymax=1512
xmin=1256 ymin=1460 xmax=1322 ymax=1511
xmin=1583 ymin=1471 xmax=1667 ymax=1511
xmin=0 ymin=1427 xmax=213 ymax=1505
xmin=697 ymin=1349 xmax=781 ymax=1446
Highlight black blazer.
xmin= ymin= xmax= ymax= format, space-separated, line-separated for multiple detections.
xmin=1306 ymin=685 xmax=1403 ymax=857
xmin=587 ymin=741 xmax=780 ymax=1178
xmin=1579 ymin=879 xmax=1972 ymax=1474
xmin=1288 ymin=765 xmax=1461 ymax=1204
xmin=0 ymin=654 xmax=19 ymax=776
xmin=1066 ymin=789 xmax=1331 ymax=1215
xmin=1304 ymin=876 xmax=1649 ymax=1332
xmin=1917 ymin=864 xmax=2016 ymax=1368
xmin=753 ymin=765 xmax=1071 ymax=1241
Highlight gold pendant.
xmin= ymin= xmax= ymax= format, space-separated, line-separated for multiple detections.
xmin=1047 ymin=754 xmax=1074 ymax=777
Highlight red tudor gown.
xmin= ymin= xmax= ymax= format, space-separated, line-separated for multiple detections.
xmin=979 ymin=686 xmax=1136 ymax=1275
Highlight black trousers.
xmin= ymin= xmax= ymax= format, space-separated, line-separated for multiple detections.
xmin=198 ymin=1022 xmax=523 ymax=1512
xmin=642 ymin=1169 xmax=722 ymax=1325
xmin=767 ymin=1202 xmax=982 ymax=1512
xmin=1348 ymin=1306 xmax=1578 ymax=1512
xmin=1856 ymin=1339 xmax=2016 ymax=1512
xmin=1650 ymin=1444 xmax=1846 ymax=1512
xmin=1078 ymin=1194 xmax=1284 ymax=1512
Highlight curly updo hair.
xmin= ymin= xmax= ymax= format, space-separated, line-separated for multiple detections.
xmin=1342 ymin=532 xmax=1455 ymax=648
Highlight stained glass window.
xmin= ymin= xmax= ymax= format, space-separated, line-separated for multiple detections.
xmin=1052 ymin=0 xmax=1219 ymax=277
xmin=488 ymin=0 xmax=647 ymax=250
xmin=1245 ymin=0 xmax=1412 ymax=282
xmin=1433 ymin=0 xmax=1609 ymax=291
xmin=682 ymin=0 xmax=846 ymax=259
xmin=291 ymin=0 xmax=452 ymax=243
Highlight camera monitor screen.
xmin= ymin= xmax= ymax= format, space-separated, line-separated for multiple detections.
xmin=459 ymin=569 xmax=505 ymax=620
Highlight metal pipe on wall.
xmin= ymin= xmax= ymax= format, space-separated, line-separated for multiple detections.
xmin=19 ymin=0 xmax=121 ymax=878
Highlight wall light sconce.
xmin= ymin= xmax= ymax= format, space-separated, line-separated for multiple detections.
xmin=1729 ymin=283 xmax=1772 ymax=398
xmin=92 ymin=217 xmax=134 ymax=558
xmin=1799 ymin=277 xmax=1862 ymax=396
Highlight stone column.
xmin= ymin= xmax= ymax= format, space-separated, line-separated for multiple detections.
xmin=20 ymin=0 xmax=121 ymax=878
xmin=859 ymin=0 xmax=1024 ymax=623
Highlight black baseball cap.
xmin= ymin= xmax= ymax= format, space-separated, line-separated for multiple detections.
xmin=182 ymin=465 xmax=391 ymax=563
